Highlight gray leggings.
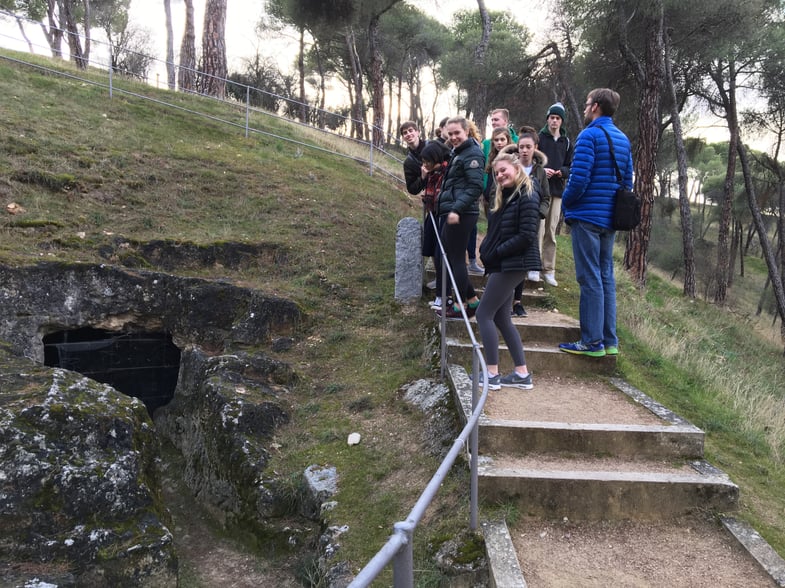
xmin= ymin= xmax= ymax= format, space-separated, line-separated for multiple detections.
xmin=476 ymin=271 xmax=527 ymax=367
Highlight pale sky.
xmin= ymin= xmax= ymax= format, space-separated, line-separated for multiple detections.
xmin=125 ymin=0 xmax=544 ymax=85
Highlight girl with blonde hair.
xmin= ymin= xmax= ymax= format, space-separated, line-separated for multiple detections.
xmin=475 ymin=151 xmax=542 ymax=390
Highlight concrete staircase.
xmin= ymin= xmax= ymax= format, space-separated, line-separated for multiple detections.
xmin=440 ymin=281 xmax=785 ymax=586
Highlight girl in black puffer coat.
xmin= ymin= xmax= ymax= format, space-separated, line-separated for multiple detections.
xmin=475 ymin=151 xmax=542 ymax=390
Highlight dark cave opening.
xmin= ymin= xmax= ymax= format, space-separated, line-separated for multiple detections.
xmin=43 ymin=327 xmax=181 ymax=415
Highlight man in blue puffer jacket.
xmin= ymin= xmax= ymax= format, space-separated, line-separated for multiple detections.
xmin=559 ymin=88 xmax=633 ymax=358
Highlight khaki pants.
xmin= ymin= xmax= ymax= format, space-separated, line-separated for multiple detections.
xmin=538 ymin=196 xmax=562 ymax=273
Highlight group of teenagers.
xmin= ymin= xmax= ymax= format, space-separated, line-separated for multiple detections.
xmin=401 ymin=88 xmax=634 ymax=391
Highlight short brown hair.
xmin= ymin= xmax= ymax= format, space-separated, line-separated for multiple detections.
xmin=587 ymin=88 xmax=621 ymax=116
xmin=399 ymin=121 xmax=418 ymax=135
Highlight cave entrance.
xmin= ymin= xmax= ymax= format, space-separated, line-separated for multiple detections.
xmin=43 ymin=327 xmax=181 ymax=415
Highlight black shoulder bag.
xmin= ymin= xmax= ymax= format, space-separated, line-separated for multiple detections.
xmin=598 ymin=126 xmax=640 ymax=231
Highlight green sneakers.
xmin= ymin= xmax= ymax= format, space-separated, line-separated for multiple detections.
xmin=558 ymin=341 xmax=606 ymax=357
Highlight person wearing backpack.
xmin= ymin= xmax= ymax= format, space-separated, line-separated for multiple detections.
xmin=559 ymin=88 xmax=633 ymax=358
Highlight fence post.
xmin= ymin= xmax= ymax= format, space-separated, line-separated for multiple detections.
xmin=245 ymin=85 xmax=250 ymax=138
xmin=440 ymin=260 xmax=447 ymax=381
xmin=108 ymin=46 xmax=113 ymax=99
xmin=470 ymin=349 xmax=480 ymax=530
xmin=391 ymin=521 xmax=414 ymax=588
xmin=368 ymin=138 xmax=375 ymax=176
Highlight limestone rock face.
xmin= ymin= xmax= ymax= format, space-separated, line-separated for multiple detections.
xmin=154 ymin=347 xmax=295 ymax=526
xmin=0 ymin=346 xmax=177 ymax=587
xmin=0 ymin=262 xmax=301 ymax=362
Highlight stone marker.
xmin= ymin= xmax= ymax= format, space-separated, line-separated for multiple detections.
xmin=395 ymin=217 xmax=423 ymax=304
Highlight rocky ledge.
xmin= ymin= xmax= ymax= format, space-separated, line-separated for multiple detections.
xmin=0 ymin=345 xmax=176 ymax=587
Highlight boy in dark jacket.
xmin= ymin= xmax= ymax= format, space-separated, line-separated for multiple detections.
xmin=536 ymin=102 xmax=574 ymax=287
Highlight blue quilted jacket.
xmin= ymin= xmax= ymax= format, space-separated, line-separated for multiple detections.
xmin=562 ymin=116 xmax=633 ymax=229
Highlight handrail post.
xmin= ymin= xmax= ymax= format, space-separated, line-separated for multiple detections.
xmin=369 ymin=138 xmax=375 ymax=176
xmin=470 ymin=347 xmax=480 ymax=530
xmin=439 ymin=252 xmax=448 ymax=381
xmin=392 ymin=521 xmax=414 ymax=588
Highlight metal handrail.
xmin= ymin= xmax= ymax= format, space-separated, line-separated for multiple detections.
xmin=350 ymin=211 xmax=490 ymax=587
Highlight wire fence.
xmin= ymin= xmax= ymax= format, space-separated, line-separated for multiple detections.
xmin=0 ymin=10 xmax=408 ymax=184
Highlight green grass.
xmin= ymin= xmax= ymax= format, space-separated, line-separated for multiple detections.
xmin=3 ymin=49 xmax=785 ymax=580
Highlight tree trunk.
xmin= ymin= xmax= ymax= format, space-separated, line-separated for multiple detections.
xmin=396 ymin=62 xmax=404 ymax=138
xmin=315 ymin=44 xmax=326 ymax=128
xmin=16 ymin=17 xmax=35 ymax=53
xmin=729 ymin=218 xmax=740 ymax=287
xmin=737 ymin=142 xmax=785 ymax=346
xmin=297 ymin=27 xmax=308 ymax=122
xmin=622 ymin=4 xmax=663 ymax=286
xmin=713 ymin=61 xmax=738 ymax=306
xmin=345 ymin=28 xmax=365 ymax=140
xmin=44 ymin=0 xmax=63 ymax=58
xmin=201 ymin=0 xmax=227 ymax=98
xmin=82 ymin=0 xmax=91 ymax=63
xmin=164 ymin=0 xmax=176 ymax=90
xmin=368 ymin=14 xmax=385 ymax=148
xmin=466 ymin=0 xmax=491 ymax=125
xmin=663 ymin=28 xmax=696 ymax=297
xmin=59 ymin=0 xmax=86 ymax=69
xmin=178 ymin=0 xmax=196 ymax=92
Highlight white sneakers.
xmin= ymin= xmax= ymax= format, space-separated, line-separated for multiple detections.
xmin=528 ymin=271 xmax=558 ymax=286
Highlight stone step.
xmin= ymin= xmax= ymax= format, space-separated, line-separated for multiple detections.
xmin=479 ymin=454 xmax=739 ymax=521
xmin=425 ymin=288 xmax=548 ymax=311
xmin=484 ymin=516 xmax=784 ymax=586
xmin=425 ymin=270 xmax=553 ymax=294
xmin=447 ymin=338 xmax=617 ymax=376
xmin=448 ymin=366 xmax=704 ymax=460
xmin=443 ymin=307 xmax=581 ymax=344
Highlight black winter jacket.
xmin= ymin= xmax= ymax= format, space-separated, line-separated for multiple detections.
xmin=403 ymin=141 xmax=427 ymax=195
xmin=479 ymin=184 xmax=542 ymax=274
xmin=437 ymin=139 xmax=485 ymax=217
xmin=530 ymin=150 xmax=552 ymax=219
xmin=537 ymin=130 xmax=573 ymax=198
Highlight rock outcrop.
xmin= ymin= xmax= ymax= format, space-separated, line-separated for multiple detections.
xmin=0 ymin=261 xmax=306 ymax=584
xmin=0 ymin=261 xmax=301 ymax=363
xmin=0 ymin=345 xmax=177 ymax=587
xmin=153 ymin=347 xmax=295 ymax=527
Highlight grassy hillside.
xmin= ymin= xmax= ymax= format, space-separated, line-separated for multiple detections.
xmin=2 ymin=49 xmax=784 ymax=583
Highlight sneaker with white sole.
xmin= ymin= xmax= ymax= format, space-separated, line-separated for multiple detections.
xmin=543 ymin=272 xmax=558 ymax=287
xmin=429 ymin=297 xmax=442 ymax=310
xmin=500 ymin=371 xmax=533 ymax=390
xmin=527 ymin=271 xmax=541 ymax=282
xmin=468 ymin=260 xmax=484 ymax=274
xmin=477 ymin=372 xmax=501 ymax=390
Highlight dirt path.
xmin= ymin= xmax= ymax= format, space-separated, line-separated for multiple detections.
xmin=511 ymin=515 xmax=777 ymax=587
